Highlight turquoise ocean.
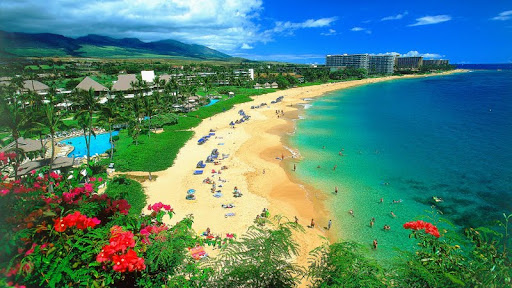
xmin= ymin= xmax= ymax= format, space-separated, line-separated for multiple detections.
xmin=288 ymin=71 xmax=512 ymax=259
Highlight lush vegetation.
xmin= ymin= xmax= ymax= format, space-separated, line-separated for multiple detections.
xmin=0 ymin=155 xmax=510 ymax=287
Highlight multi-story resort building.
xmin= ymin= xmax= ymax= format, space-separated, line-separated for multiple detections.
xmin=395 ymin=56 xmax=423 ymax=70
xmin=326 ymin=54 xmax=369 ymax=70
xmin=368 ymin=55 xmax=396 ymax=74
xmin=326 ymin=54 xmax=395 ymax=74
xmin=423 ymin=59 xmax=450 ymax=66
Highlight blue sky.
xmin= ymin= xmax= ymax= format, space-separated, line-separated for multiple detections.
xmin=1 ymin=0 xmax=511 ymax=63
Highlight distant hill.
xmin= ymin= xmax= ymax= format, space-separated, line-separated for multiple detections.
xmin=0 ymin=31 xmax=232 ymax=60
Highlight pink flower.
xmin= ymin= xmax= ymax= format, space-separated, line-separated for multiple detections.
xmin=0 ymin=189 xmax=9 ymax=196
xmin=98 ymin=177 xmax=103 ymax=182
xmin=30 ymin=170 xmax=36 ymax=175
xmin=90 ymin=177 xmax=96 ymax=182
xmin=24 ymin=243 xmax=37 ymax=256
xmin=84 ymin=183 xmax=94 ymax=193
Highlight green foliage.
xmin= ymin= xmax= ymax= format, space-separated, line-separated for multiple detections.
xmin=111 ymin=129 xmax=194 ymax=172
xmin=307 ymin=242 xmax=387 ymax=287
xmin=145 ymin=113 xmax=178 ymax=128
xmin=209 ymin=215 xmax=305 ymax=288
xmin=104 ymin=176 xmax=147 ymax=215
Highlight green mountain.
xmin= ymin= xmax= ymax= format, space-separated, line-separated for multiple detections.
xmin=0 ymin=31 xmax=232 ymax=60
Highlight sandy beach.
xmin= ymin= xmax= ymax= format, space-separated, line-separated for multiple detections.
xmin=142 ymin=70 xmax=466 ymax=269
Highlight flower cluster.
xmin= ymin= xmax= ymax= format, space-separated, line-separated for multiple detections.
xmin=147 ymin=202 xmax=172 ymax=213
xmin=0 ymin=151 xmax=16 ymax=165
xmin=403 ymin=220 xmax=441 ymax=238
xmin=53 ymin=211 xmax=101 ymax=232
xmin=139 ymin=224 xmax=168 ymax=244
xmin=96 ymin=226 xmax=145 ymax=273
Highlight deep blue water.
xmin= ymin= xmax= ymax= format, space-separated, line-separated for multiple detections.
xmin=289 ymin=71 xmax=512 ymax=257
xmin=62 ymin=131 xmax=119 ymax=158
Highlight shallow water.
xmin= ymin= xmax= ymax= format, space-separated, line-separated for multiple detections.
xmin=289 ymin=71 xmax=512 ymax=260
xmin=62 ymin=131 xmax=119 ymax=158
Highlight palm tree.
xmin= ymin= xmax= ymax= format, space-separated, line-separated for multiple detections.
xmin=36 ymin=93 xmax=66 ymax=178
xmin=73 ymin=87 xmax=98 ymax=166
xmin=97 ymin=101 xmax=121 ymax=160
xmin=0 ymin=79 xmax=33 ymax=179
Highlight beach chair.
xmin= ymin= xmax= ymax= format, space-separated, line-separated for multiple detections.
xmin=193 ymin=170 xmax=203 ymax=175
xmin=196 ymin=161 xmax=206 ymax=168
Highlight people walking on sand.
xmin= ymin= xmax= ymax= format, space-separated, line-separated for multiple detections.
xmin=373 ymin=239 xmax=378 ymax=250
xmin=310 ymin=218 xmax=315 ymax=228
xmin=327 ymin=219 xmax=332 ymax=230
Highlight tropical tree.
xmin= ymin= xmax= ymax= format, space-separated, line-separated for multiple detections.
xmin=307 ymin=242 xmax=387 ymax=287
xmin=36 ymin=93 xmax=66 ymax=178
xmin=73 ymin=87 xmax=98 ymax=166
xmin=0 ymin=78 xmax=33 ymax=179
xmin=97 ymin=100 xmax=122 ymax=160
xmin=210 ymin=215 xmax=304 ymax=287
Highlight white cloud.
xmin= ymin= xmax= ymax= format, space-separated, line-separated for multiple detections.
xmin=321 ymin=29 xmax=337 ymax=36
xmin=402 ymin=51 xmax=444 ymax=59
xmin=232 ymin=53 xmax=325 ymax=62
xmin=491 ymin=10 xmax=512 ymax=21
xmin=409 ymin=15 xmax=451 ymax=26
xmin=271 ymin=17 xmax=337 ymax=33
xmin=351 ymin=27 xmax=371 ymax=34
xmin=381 ymin=11 xmax=408 ymax=21
xmin=241 ymin=43 xmax=253 ymax=49
xmin=0 ymin=0 xmax=264 ymax=52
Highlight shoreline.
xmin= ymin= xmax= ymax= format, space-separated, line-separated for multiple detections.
xmin=142 ymin=70 xmax=467 ymax=269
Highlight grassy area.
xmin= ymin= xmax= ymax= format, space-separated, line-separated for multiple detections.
xmin=111 ymin=128 xmax=194 ymax=172
xmin=104 ymin=176 xmax=147 ymax=216
xmin=109 ymin=87 xmax=277 ymax=172
xmin=8 ymin=48 xmax=68 ymax=57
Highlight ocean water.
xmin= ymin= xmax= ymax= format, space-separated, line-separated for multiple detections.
xmin=62 ymin=131 xmax=119 ymax=158
xmin=288 ymin=71 xmax=512 ymax=259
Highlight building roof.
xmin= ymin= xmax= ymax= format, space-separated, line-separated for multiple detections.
xmin=141 ymin=70 xmax=155 ymax=83
xmin=18 ymin=157 xmax=74 ymax=176
xmin=159 ymin=74 xmax=171 ymax=83
xmin=112 ymin=74 xmax=137 ymax=91
xmin=23 ymin=80 xmax=49 ymax=92
xmin=1 ymin=137 xmax=43 ymax=153
xmin=75 ymin=76 xmax=108 ymax=92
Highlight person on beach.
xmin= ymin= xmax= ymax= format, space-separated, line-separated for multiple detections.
xmin=327 ymin=219 xmax=332 ymax=230
xmin=333 ymin=165 xmax=337 ymax=171
xmin=310 ymin=218 xmax=315 ymax=228
xmin=380 ymin=198 xmax=384 ymax=203
xmin=390 ymin=211 xmax=396 ymax=218
xmin=317 ymin=165 xmax=321 ymax=168
xmin=383 ymin=224 xmax=390 ymax=230
xmin=349 ymin=209 xmax=354 ymax=217
xmin=294 ymin=216 xmax=299 ymax=224
xmin=335 ymin=186 xmax=338 ymax=194
xmin=293 ymin=164 xmax=296 ymax=171
xmin=370 ymin=219 xmax=374 ymax=228
xmin=373 ymin=239 xmax=378 ymax=250
xmin=263 ymin=169 xmax=265 ymax=174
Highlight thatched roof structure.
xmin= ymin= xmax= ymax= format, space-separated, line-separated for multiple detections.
xmin=75 ymin=76 xmax=108 ymax=92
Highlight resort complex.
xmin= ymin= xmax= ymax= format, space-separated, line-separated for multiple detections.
xmin=326 ymin=53 xmax=451 ymax=73
xmin=1 ymin=0 xmax=511 ymax=286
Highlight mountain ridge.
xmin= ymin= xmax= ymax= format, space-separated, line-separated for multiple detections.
xmin=0 ymin=31 xmax=232 ymax=60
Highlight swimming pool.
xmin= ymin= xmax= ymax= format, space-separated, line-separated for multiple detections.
xmin=205 ymin=99 xmax=220 ymax=106
xmin=61 ymin=131 xmax=119 ymax=158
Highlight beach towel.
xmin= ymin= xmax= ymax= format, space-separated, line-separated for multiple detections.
xmin=225 ymin=212 xmax=236 ymax=217
xmin=194 ymin=170 xmax=203 ymax=175
xmin=213 ymin=192 xmax=223 ymax=198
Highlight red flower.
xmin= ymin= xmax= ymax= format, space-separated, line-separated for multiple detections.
xmin=0 ymin=189 xmax=9 ymax=196
xmin=403 ymin=220 xmax=440 ymax=238
xmin=53 ymin=218 xmax=68 ymax=232
xmin=147 ymin=202 xmax=173 ymax=213
xmin=112 ymin=250 xmax=145 ymax=272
